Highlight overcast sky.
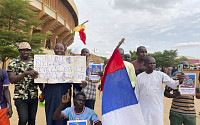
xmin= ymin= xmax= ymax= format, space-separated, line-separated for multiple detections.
xmin=70 ymin=0 xmax=200 ymax=59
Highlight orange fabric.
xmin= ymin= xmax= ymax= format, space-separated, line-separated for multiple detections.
xmin=0 ymin=107 xmax=10 ymax=125
xmin=164 ymin=67 xmax=168 ymax=73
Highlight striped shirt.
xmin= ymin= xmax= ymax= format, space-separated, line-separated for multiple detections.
xmin=165 ymin=86 xmax=196 ymax=116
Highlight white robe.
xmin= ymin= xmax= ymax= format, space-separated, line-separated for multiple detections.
xmin=135 ymin=71 xmax=179 ymax=125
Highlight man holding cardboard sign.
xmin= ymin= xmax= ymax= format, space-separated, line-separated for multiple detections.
xmin=164 ymin=61 xmax=200 ymax=125
xmin=42 ymin=43 xmax=87 ymax=125
xmin=7 ymin=42 xmax=43 ymax=125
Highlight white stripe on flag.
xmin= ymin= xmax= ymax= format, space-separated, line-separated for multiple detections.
xmin=102 ymin=104 xmax=145 ymax=125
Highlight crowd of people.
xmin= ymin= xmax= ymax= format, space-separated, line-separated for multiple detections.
xmin=1 ymin=42 xmax=200 ymax=125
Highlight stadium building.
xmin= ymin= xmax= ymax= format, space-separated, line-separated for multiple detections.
xmin=29 ymin=0 xmax=78 ymax=49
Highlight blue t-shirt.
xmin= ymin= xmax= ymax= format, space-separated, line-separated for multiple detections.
xmin=0 ymin=69 xmax=10 ymax=109
xmin=61 ymin=106 xmax=100 ymax=125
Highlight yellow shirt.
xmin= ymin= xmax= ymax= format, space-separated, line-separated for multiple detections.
xmin=124 ymin=61 xmax=136 ymax=88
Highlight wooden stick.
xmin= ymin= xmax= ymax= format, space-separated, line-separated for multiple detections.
xmin=115 ymin=38 xmax=125 ymax=50
xmin=82 ymin=20 xmax=89 ymax=25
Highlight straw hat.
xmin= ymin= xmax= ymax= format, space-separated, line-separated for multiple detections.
xmin=18 ymin=42 xmax=31 ymax=50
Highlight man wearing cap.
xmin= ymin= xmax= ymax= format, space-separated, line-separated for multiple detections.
xmin=7 ymin=42 xmax=43 ymax=125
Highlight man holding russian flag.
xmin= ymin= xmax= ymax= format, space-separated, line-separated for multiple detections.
xmin=101 ymin=38 xmax=145 ymax=125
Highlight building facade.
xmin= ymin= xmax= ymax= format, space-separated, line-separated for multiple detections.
xmin=29 ymin=0 xmax=78 ymax=49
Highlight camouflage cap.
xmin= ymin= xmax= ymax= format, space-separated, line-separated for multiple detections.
xmin=18 ymin=42 xmax=31 ymax=50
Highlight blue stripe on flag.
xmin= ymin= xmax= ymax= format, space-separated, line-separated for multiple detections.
xmin=102 ymin=68 xmax=138 ymax=115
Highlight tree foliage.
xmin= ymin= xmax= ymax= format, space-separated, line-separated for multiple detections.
xmin=100 ymin=57 xmax=109 ymax=67
xmin=0 ymin=0 xmax=48 ymax=69
xmin=102 ymin=49 xmax=188 ymax=68
xmin=174 ymin=56 xmax=188 ymax=67
xmin=152 ymin=50 xmax=178 ymax=67
xmin=129 ymin=49 xmax=188 ymax=68
xmin=129 ymin=50 xmax=137 ymax=61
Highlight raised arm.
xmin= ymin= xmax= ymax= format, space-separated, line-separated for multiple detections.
xmin=53 ymin=89 xmax=70 ymax=120
xmin=162 ymin=72 xmax=184 ymax=89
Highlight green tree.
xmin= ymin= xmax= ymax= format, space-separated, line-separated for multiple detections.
xmin=129 ymin=49 xmax=188 ymax=68
xmin=174 ymin=56 xmax=188 ymax=67
xmin=100 ymin=57 xmax=109 ymax=67
xmin=0 ymin=0 xmax=48 ymax=69
xmin=163 ymin=50 xmax=177 ymax=67
xmin=129 ymin=50 xmax=137 ymax=61
xmin=151 ymin=50 xmax=178 ymax=67
xmin=151 ymin=51 xmax=164 ymax=67
xmin=66 ymin=48 xmax=72 ymax=55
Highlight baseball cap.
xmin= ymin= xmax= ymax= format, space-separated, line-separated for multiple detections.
xmin=18 ymin=42 xmax=31 ymax=50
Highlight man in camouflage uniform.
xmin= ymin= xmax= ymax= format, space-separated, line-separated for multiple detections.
xmin=7 ymin=42 xmax=43 ymax=125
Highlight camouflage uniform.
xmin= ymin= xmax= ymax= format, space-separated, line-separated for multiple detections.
xmin=7 ymin=57 xmax=38 ymax=100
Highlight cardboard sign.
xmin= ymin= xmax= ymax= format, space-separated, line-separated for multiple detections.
xmin=179 ymin=69 xmax=199 ymax=95
xmin=34 ymin=55 xmax=86 ymax=83
xmin=67 ymin=120 xmax=90 ymax=125
xmin=87 ymin=62 xmax=103 ymax=81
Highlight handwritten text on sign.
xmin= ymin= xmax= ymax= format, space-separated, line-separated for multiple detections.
xmin=34 ymin=55 xmax=86 ymax=83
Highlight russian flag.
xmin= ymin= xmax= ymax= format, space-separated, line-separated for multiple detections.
xmin=101 ymin=49 xmax=145 ymax=125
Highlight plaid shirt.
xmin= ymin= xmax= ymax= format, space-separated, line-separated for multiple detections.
xmin=7 ymin=57 xmax=38 ymax=100
xmin=81 ymin=81 xmax=97 ymax=100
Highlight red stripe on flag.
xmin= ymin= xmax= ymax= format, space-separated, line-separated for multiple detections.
xmin=101 ymin=49 xmax=125 ymax=90
xmin=79 ymin=28 xmax=86 ymax=44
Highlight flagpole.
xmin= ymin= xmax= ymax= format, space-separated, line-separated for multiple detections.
xmin=115 ymin=38 xmax=125 ymax=50
xmin=82 ymin=20 xmax=89 ymax=25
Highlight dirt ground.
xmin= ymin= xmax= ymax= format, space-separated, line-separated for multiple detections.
xmin=9 ymin=84 xmax=200 ymax=125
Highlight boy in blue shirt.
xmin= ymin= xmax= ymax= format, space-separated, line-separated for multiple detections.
xmin=53 ymin=89 xmax=102 ymax=125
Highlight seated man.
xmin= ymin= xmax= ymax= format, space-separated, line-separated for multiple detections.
xmin=53 ymin=90 xmax=102 ymax=125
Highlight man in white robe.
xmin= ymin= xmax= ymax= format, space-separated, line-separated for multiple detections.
xmin=135 ymin=56 xmax=184 ymax=125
